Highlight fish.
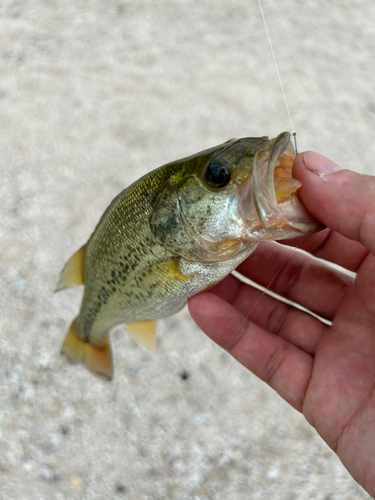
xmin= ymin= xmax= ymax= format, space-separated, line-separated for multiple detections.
xmin=57 ymin=131 xmax=322 ymax=381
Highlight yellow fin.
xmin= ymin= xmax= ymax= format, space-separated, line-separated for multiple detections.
xmin=61 ymin=319 xmax=113 ymax=381
xmin=170 ymin=259 xmax=192 ymax=281
xmin=126 ymin=320 xmax=157 ymax=353
xmin=56 ymin=245 xmax=86 ymax=291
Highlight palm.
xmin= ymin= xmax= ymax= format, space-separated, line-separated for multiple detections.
xmin=304 ymin=251 xmax=375 ymax=490
xmin=189 ymin=235 xmax=375 ymax=495
xmin=189 ymin=157 xmax=375 ymax=497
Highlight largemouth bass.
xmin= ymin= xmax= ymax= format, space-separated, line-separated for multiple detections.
xmin=57 ymin=132 xmax=321 ymax=381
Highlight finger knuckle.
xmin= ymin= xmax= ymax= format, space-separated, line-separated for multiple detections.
xmin=266 ymin=302 xmax=289 ymax=336
xmin=262 ymin=342 xmax=290 ymax=385
xmin=226 ymin=319 xmax=249 ymax=353
xmin=272 ymin=254 xmax=305 ymax=296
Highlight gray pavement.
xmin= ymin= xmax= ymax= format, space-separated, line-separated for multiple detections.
xmin=0 ymin=1 xmax=374 ymax=498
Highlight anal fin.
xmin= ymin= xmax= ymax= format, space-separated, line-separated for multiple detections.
xmin=56 ymin=245 xmax=86 ymax=291
xmin=126 ymin=320 xmax=157 ymax=353
xmin=61 ymin=319 xmax=113 ymax=381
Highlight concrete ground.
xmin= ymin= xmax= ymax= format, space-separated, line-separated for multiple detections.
xmin=1 ymin=0 xmax=374 ymax=499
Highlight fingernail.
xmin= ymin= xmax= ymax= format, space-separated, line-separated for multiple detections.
xmin=302 ymin=151 xmax=342 ymax=179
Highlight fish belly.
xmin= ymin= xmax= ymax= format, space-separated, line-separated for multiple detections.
xmin=82 ymin=241 xmax=259 ymax=342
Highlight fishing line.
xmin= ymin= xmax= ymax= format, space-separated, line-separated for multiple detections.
xmin=257 ymin=0 xmax=298 ymax=153
xmin=230 ymin=1 xmax=303 ymax=327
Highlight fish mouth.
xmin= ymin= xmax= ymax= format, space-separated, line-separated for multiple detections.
xmin=241 ymin=132 xmax=323 ymax=240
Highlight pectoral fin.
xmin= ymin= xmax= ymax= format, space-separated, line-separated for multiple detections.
xmin=126 ymin=320 xmax=157 ymax=353
xmin=56 ymin=245 xmax=86 ymax=291
xmin=124 ymin=259 xmax=193 ymax=353
xmin=61 ymin=319 xmax=113 ymax=381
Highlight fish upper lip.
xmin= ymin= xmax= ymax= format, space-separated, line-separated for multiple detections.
xmin=241 ymin=132 xmax=323 ymax=239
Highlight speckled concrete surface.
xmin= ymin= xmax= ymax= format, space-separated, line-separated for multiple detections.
xmin=1 ymin=1 xmax=374 ymax=499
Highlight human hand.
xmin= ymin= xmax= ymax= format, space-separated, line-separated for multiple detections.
xmin=188 ymin=151 xmax=375 ymax=497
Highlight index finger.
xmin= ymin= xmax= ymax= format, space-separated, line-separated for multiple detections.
xmin=281 ymin=229 xmax=368 ymax=273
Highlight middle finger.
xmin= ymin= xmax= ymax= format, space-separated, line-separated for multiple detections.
xmin=209 ymin=274 xmax=328 ymax=354
xmin=236 ymin=241 xmax=354 ymax=320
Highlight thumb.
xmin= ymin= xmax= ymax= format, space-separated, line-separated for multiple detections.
xmin=293 ymin=151 xmax=375 ymax=255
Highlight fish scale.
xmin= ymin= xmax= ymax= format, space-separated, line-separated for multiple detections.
xmin=57 ymin=132 xmax=322 ymax=380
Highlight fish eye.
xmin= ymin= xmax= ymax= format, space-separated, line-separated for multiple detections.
xmin=204 ymin=160 xmax=231 ymax=188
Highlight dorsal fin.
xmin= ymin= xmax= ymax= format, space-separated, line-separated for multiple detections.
xmin=56 ymin=245 xmax=86 ymax=291
xmin=126 ymin=320 xmax=157 ymax=352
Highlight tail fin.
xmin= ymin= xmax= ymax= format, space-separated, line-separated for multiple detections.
xmin=61 ymin=319 xmax=113 ymax=381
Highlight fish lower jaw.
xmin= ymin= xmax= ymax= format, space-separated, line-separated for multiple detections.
xmin=250 ymin=132 xmax=322 ymax=237
xmin=244 ymin=190 xmax=322 ymax=239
